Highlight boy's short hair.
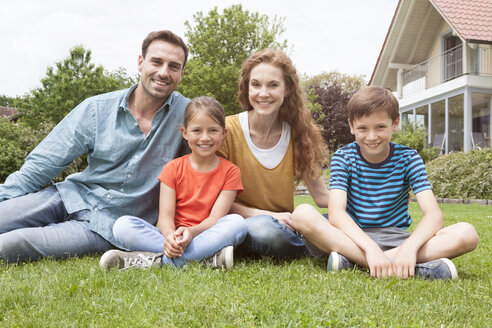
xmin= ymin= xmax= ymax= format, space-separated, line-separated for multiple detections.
xmin=348 ymin=86 xmax=400 ymax=123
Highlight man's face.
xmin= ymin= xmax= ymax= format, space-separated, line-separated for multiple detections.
xmin=138 ymin=40 xmax=185 ymax=101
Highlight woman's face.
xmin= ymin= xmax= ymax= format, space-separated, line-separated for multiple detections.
xmin=248 ymin=63 xmax=287 ymax=116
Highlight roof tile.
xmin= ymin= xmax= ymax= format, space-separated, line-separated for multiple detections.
xmin=431 ymin=0 xmax=492 ymax=42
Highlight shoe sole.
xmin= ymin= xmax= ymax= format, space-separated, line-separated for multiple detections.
xmin=99 ymin=249 xmax=122 ymax=270
xmin=222 ymin=246 xmax=234 ymax=269
xmin=441 ymin=258 xmax=458 ymax=280
xmin=327 ymin=252 xmax=341 ymax=272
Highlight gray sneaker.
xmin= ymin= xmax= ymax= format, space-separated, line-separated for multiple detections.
xmin=327 ymin=252 xmax=355 ymax=272
xmin=415 ymin=258 xmax=458 ymax=280
xmin=99 ymin=250 xmax=163 ymax=270
xmin=205 ymin=246 xmax=234 ymax=269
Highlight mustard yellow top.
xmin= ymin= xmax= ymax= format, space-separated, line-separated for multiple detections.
xmin=219 ymin=114 xmax=295 ymax=213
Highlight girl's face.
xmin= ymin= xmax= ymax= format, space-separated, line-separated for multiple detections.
xmin=181 ymin=111 xmax=226 ymax=160
xmin=248 ymin=63 xmax=288 ymax=116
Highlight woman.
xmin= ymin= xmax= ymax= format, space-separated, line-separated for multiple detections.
xmin=219 ymin=48 xmax=328 ymax=258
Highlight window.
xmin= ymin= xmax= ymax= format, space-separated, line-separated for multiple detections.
xmin=443 ymin=36 xmax=463 ymax=82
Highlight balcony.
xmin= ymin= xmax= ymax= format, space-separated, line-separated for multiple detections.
xmin=400 ymin=44 xmax=492 ymax=98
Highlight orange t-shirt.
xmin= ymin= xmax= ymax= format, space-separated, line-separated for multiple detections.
xmin=158 ymin=154 xmax=243 ymax=228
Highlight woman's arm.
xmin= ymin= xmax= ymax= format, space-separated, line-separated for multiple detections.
xmin=304 ymin=175 xmax=329 ymax=208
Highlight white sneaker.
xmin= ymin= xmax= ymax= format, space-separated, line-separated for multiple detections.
xmin=205 ymin=246 xmax=234 ymax=269
xmin=99 ymin=250 xmax=163 ymax=270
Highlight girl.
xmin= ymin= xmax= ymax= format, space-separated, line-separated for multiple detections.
xmin=218 ymin=48 xmax=329 ymax=259
xmin=100 ymin=96 xmax=247 ymax=269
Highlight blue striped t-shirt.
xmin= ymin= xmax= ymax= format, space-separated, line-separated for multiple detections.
xmin=329 ymin=142 xmax=431 ymax=229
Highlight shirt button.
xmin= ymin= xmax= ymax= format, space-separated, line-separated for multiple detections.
xmin=106 ymin=194 xmax=111 ymax=199
xmin=134 ymin=122 xmax=139 ymax=126
xmin=120 ymin=188 xmax=124 ymax=192
xmin=127 ymin=174 xmax=132 ymax=178
xmin=94 ymin=208 xmax=99 ymax=212
xmin=134 ymin=155 xmax=139 ymax=159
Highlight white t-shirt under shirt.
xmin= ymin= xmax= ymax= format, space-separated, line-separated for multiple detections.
xmin=238 ymin=111 xmax=290 ymax=169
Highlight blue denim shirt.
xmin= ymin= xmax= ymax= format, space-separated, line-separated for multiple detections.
xmin=0 ymin=84 xmax=189 ymax=247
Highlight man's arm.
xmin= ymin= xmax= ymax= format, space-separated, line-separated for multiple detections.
xmin=328 ymin=189 xmax=393 ymax=278
xmin=0 ymin=101 xmax=93 ymax=201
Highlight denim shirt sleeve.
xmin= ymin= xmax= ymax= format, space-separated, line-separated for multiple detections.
xmin=0 ymin=99 xmax=94 ymax=201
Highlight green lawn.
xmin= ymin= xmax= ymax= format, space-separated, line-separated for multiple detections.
xmin=0 ymin=199 xmax=490 ymax=327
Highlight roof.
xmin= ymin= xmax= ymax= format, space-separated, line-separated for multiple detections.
xmin=431 ymin=0 xmax=492 ymax=43
xmin=369 ymin=0 xmax=492 ymax=87
xmin=0 ymin=107 xmax=18 ymax=117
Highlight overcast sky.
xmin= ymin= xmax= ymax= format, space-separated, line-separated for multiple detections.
xmin=1 ymin=0 xmax=398 ymax=97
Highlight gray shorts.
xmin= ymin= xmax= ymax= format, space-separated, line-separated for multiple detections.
xmin=303 ymin=215 xmax=410 ymax=257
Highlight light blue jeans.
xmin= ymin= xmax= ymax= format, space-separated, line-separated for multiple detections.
xmin=112 ymin=214 xmax=248 ymax=267
xmin=0 ymin=186 xmax=114 ymax=264
xmin=236 ymin=215 xmax=310 ymax=259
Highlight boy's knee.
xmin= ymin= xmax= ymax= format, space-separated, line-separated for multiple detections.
xmin=292 ymin=204 xmax=320 ymax=233
xmin=456 ymin=222 xmax=479 ymax=252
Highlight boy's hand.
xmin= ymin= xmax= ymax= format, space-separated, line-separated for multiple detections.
xmin=365 ymin=248 xmax=393 ymax=278
xmin=174 ymin=227 xmax=192 ymax=250
xmin=391 ymin=246 xmax=417 ymax=279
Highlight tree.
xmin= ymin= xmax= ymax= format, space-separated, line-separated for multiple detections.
xmin=178 ymin=5 xmax=287 ymax=114
xmin=303 ymin=72 xmax=366 ymax=152
xmin=0 ymin=95 xmax=16 ymax=107
xmin=16 ymin=46 xmax=136 ymax=128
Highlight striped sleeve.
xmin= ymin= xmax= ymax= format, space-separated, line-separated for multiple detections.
xmin=329 ymin=150 xmax=349 ymax=191
xmin=405 ymin=150 xmax=431 ymax=194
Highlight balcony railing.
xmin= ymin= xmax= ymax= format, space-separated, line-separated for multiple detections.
xmin=401 ymin=44 xmax=492 ymax=98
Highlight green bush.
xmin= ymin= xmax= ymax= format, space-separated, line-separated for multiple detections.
xmin=0 ymin=118 xmax=87 ymax=184
xmin=392 ymin=124 xmax=439 ymax=163
xmin=426 ymin=148 xmax=492 ymax=199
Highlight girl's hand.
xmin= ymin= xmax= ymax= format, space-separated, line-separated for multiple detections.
xmin=164 ymin=233 xmax=183 ymax=258
xmin=174 ymin=227 xmax=192 ymax=250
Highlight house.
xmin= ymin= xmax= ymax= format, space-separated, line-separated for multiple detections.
xmin=0 ymin=106 xmax=18 ymax=122
xmin=370 ymin=0 xmax=492 ymax=153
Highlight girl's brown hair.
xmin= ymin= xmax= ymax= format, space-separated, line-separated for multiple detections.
xmin=183 ymin=96 xmax=226 ymax=128
xmin=238 ymin=48 xmax=326 ymax=182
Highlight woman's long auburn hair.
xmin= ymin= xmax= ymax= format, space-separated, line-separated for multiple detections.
xmin=238 ymin=48 xmax=327 ymax=182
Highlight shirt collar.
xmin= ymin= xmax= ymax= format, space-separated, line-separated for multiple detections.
xmin=119 ymin=83 xmax=175 ymax=113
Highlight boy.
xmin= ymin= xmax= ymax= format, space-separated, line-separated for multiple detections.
xmin=292 ymin=86 xmax=478 ymax=279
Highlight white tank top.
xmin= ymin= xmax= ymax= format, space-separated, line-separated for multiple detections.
xmin=238 ymin=111 xmax=290 ymax=169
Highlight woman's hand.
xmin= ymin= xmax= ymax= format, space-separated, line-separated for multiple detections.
xmin=273 ymin=212 xmax=295 ymax=232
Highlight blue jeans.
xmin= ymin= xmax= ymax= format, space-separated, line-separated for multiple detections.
xmin=236 ymin=215 xmax=310 ymax=259
xmin=112 ymin=214 xmax=248 ymax=267
xmin=0 ymin=186 xmax=114 ymax=263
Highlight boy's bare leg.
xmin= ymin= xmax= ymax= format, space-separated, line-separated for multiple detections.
xmin=383 ymin=222 xmax=479 ymax=262
xmin=292 ymin=204 xmax=369 ymax=266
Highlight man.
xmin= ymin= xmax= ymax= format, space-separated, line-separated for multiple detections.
xmin=0 ymin=30 xmax=190 ymax=263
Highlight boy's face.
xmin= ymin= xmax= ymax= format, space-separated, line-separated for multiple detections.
xmin=349 ymin=111 xmax=400 ymax=163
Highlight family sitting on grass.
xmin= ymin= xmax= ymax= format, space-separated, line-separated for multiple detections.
xmin=0 ymin=30 xmax=479 ymax=280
